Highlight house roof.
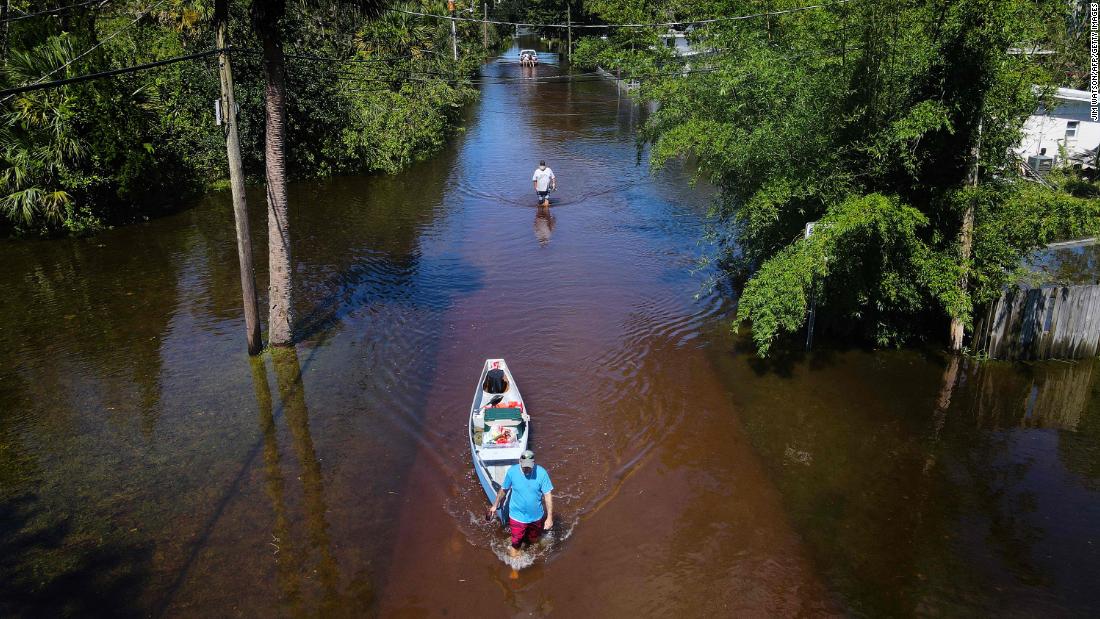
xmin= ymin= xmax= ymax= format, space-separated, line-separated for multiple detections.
xmin=1055 ymin=87 xmax=1092 ymax=102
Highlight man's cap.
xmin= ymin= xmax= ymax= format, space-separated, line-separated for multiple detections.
xmin=519 ymin=450 xmax=535 ymax=468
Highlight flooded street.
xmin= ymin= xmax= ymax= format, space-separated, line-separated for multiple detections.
xmin=2 ymin=40 xmax=1099 ymax=617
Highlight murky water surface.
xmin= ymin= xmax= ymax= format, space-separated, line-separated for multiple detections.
xmin=2 ymin=41 xmax=1099 ymax=617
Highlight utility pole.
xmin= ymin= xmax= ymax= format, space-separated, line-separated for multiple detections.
xmin=804 ymin=222 xmax=818 ymax=350
xmin=949 ymin=115 xmax=982 ymax=352
xmin=449 ymin=0 xmax=458 ymax=61
xmin=566 ymin=3 xmax=572 ymax=63
xmin=215 ymin=0 xmax=262 ymax=355
xmin=482 ymin=2 xmax=488 ymax=50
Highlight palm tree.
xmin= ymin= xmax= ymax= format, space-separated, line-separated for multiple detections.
xmin=0 ymin=36 xmax=82 ymax=229
xmin=250 ymin=0 xmax=393 ymax=346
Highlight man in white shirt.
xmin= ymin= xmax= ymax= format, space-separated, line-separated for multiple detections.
xmin=531 ymin=160 xmax=557 ymax=206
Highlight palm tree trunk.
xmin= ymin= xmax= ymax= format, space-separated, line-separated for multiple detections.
xmin=253 ymin=0 xmax=293 ymax=346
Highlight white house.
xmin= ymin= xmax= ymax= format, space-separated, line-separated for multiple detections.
xmin=658 ymin=31 xmax=700 ymax=58
xmin=1015 ymin=87 xmax=1100 ymax=171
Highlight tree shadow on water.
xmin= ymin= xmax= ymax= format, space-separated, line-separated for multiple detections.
xmin=291 ymin=252 xmax=485 ymax=345
xmin=743 ymin=339 xmax=841 ymax=378
xmin=0 ymin=493 xmax=152 ymax=618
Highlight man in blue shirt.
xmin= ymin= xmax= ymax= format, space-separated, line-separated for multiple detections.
xmin=489 ymin=450 xmax=554 ymax=557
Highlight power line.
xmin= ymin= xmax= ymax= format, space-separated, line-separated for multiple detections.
xmin=329 ymin=65 xmax=610 ymax=83
xmin=325 ymin=65 xmax=727 ymax=87
xmin=1 ymin=0 xmax=168 ymax=103
xmin=0 ymin=48 xmax=220 ymax=97
xmin=391 ymin=0 xmax=856 ymax=30
xmin=0 ymin=0 xmax=109 ymax=24
xmin=0 ymin=46 xmax=455 ymax=98
xmin=286 ymin=51 xmax=394 ymax=65
xmin=325 ymin=45 xmax=854 ymax=85
xmin=0 ymin=33 xmax=857 ymax=97
xmin=233 ymin=49 xmax=401 ymax=66
xmin=312 ymin=44 xmax=856 ymax=87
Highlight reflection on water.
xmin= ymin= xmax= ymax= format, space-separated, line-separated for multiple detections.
xmin=250 ymin=358 xmax=295 ymax=609
xmin=1060 ymin=394 xmax=1100 ymax=490
xmin=261 ymin=349 xmax=369 ymax=614
xmin=533 ymin=205 xmax=556 ymax=246
xmin=2 ymin=36 xmax=1100 ymax=616
xmin=713 ymin=342 xmax=1100 ymax=616
xmin=961 ymin=358 xmax=1096 ymax=430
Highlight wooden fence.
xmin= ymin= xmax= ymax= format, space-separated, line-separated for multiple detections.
xmin=973 ymin=285 xmax=1100 ymax=360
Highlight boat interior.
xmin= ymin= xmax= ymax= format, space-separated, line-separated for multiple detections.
xmin=472 ymin=373 xmax=526 ymax=449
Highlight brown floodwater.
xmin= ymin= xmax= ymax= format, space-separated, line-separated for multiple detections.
xmin=2 ymin=40 xmax=1099 ymax=617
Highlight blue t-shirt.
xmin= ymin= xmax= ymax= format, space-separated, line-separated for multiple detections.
xmin=502 ymin=464 xmax=553 ymax=524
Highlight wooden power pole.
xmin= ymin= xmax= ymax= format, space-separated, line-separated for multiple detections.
xmin=215 ymin=0 xmax=262 ymax=355
xmin=483 ymin=2 xmax=488 ymax=50
xmin=567 ymin=3 xmax=572 ymax=62
xmin=449 ymin=0 xmax=458 ymax=61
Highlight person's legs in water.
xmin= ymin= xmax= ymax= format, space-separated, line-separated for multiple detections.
xmin=524 ymin=517 xmax=545 ymax=546
xmin=508 ymin=518 xmax=527 ymax=557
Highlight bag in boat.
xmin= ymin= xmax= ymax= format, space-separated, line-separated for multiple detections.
xmin=483 ymin=368 xmax=507 ymax=394
xmin=487 ymin=426 xmax=515 ymax=445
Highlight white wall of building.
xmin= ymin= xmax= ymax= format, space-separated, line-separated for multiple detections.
xmin=1015 ymin=88 xmax=1100 ymax=167
xmin=659 ymin=32 xmax=701 ymax=57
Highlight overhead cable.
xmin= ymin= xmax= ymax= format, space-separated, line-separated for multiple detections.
xmin=0 ymin=0 xmax=109 ymax=24
xmin=325 ymin=65 xmax=727 ymax=87
xmin=0 ymin=37 xmax=857 ymax=98
xmin=1 ymin=0 xmax=168 ymax=103
xmin=324 ymin=45 xmax=855 ymax=85
xmin=0 ymin=48 xmax=221 ymax=97
xmin=233 ymin=49 xmax=400 ymax=66
xmin=391 ymin=0 xmax=855 ymax=30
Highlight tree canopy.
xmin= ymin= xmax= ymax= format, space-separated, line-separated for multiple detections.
xmin=569 ymin=0 xmax=1100 ymax=354
xmin=0 ymin=0 xmax=494 ymax=235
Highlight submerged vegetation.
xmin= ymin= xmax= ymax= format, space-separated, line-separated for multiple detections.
xmin=0 ymin=0 xmax=496 ymax=236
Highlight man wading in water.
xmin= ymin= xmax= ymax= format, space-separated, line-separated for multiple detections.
xmin=489 ymin=450 xmax=554 ymax=557
xmin=532 ymin=160 xmax=557 ymax=206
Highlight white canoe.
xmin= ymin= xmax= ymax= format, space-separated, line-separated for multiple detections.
xmin=468 ymin=358 xmax=529 ymax=524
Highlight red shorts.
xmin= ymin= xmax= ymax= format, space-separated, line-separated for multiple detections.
xmin=509 ymin=517 xmax=545 ymax=548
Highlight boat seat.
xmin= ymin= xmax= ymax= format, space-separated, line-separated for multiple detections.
xmin=483 ymin=408 xmax=525 ymax=440
xmin=484 ymin=407 xmax=523 ymax=423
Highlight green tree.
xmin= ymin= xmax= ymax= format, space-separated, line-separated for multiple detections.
xmin=615 ymin=0 xmax=1100 ymax=355
xmin=0 ymin=36 xmax=83 ymax=232
xmin=1 ymin=1 xmax=220 ymax=234
xmin=0 ymin=0 xmax=485 ymax=238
